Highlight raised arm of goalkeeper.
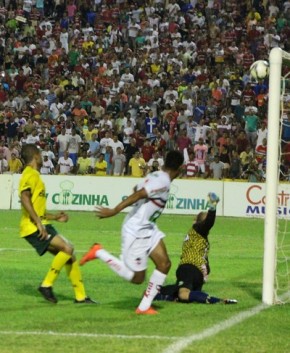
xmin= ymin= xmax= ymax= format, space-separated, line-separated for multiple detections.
xmin=193 ymin=192 xmax=219 ymax=237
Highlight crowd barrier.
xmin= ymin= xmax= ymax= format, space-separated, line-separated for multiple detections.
xmin=1 ymin=174 xmax=290 ymax=218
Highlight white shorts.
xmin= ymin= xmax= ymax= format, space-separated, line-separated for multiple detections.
xmin=121 ymin=224 xmax=165 ymax=272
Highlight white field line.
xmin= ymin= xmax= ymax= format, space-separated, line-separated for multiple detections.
xmin=161 ymin=303 xmax=267 ymax=353
xmin=0 ymin=303 xmax=272 ymax=348
xmin=162 ymin=291 xmax=290 ymax=353
xmin=0 ymin=330 xmax=178 ymax=341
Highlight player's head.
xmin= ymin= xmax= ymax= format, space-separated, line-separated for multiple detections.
xmin=164 ymin=150 xmax=184 ymax=171
xmin=21 ymin=144 xmax=42 ymax=169
xmin=163 ymin=150 xmax=184 ymax=179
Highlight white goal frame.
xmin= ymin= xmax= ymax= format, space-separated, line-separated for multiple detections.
xmin=263 ymin=48 xmax=290 ymax=305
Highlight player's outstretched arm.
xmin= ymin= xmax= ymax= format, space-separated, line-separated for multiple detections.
xmin=46 ymin=212 xmax=69 ymax=222
xmin=96 ymin=188 xmax=148 ymax=219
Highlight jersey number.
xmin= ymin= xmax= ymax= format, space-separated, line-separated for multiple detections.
xmin=149 ymin=210 xmax=162 ymax=222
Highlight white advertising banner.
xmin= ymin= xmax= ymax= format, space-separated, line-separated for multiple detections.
xmin=224 ymin=182 xmax=290 ymax=218
xmin=9 ymin=173 xmax=290 ymax=218
xmin=0 ymin=174 xmax=13 ymax=210
xmin=163 ymin=179 xmax=223 ymax=215
xmin=10 ymin=175 xmax=224 ymax=215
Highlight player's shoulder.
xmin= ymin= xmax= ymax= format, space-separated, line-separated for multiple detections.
xmin=22 ymin=166 xmax=39 ymax=179
xmin=146 ymin=170 xmax=170 ymax=185
xmin=19 ymin=166 xmax=40 ymax=188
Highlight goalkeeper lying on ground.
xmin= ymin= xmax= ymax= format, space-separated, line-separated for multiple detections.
xmin=154 ymin=193 xmax=237 ymax=305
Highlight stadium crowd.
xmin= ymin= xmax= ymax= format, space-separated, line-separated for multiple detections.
xmin=0 ymin=0 xmax=289 ymax=181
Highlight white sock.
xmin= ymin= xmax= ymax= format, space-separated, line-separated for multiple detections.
xmin=137 ymin=269 xmax=167 ymax=311
xmin=96 ymin=249 xmax=134 ymax=281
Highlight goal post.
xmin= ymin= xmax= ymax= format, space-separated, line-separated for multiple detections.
xmin=263 ymin=48 xmax=290 ymax=305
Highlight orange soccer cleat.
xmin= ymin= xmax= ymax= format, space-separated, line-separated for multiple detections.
xmin=135 ymin=306 xmax=159 ymax=315
xmin=79 ymin=243 xmax=102 ymax=266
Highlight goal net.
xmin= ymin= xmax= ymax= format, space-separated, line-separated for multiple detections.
xmin=263 ymin=48 xmax=290 ymax=305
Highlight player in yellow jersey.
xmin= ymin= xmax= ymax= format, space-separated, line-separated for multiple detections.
xmin=154 ymin=193 xmax=237 ymax=304
xmin=19 ymin=144 xmax=97 ymax=304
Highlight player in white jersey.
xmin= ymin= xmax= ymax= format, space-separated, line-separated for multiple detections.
xmin=80 ymin=150 xmax=184 ymax=315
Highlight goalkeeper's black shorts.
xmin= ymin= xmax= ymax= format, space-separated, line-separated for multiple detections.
xmin=175 ymin=264 xmax=204 ymax=291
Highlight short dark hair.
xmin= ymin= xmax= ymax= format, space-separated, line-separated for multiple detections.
xmin=164 ymin=150 xmax=184 ymax=170
xmin=21 ymin=144 xmax=40 ymax=164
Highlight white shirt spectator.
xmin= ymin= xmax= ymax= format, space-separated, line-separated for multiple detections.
xmin=36 ymin=97 xmax=49 ymax=107
xmin=60 ymin=30 xmax=69 ymax=53
xmin=56 ymin=133 xmax=69 ymax=154
xmin=128 ymin=20 xmax=141 ymax=39
xmin=40 ymin=157 xmax=54 ymax=174
xmin=67 ymin=133 xmax=82 ymax=154
xmin=57 ymin=155 xmax=74 ymax=174
xmin=100 ymin=136 xmax=114 ymax=154
xmin=50 ymin=102 xmax=64 ymax=119
xmin=120 ymin=71 xmax=134 ymax=83
xmin=109 ymin=139 xmax=124 ymax=155
xmin=0 ymin=156 xmax=8 ymax=173
xmin=147 ymin=156 xmax=164 ymax=168
xmin=26 ymin=133 xmax=40 ymax=144
xmin=163 ymin=88 xmax=178 ymax=101
xmin=22 ymin=64 xmax=32 ymax=76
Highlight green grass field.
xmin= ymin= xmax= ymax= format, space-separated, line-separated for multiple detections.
xmin=0 ymin=210 xmax=289 ymax=353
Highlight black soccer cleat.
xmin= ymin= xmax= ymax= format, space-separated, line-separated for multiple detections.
xmin=74 ymin=297 xmax=99 ymax=304
xmin=38 ymin=286 xmax=58 ymax=303
xmin=224 ymin=299 xmax=238 ymax=304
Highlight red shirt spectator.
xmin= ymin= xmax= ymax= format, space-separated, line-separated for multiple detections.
xmin=141 ymin=140 xmax=155 ymax=162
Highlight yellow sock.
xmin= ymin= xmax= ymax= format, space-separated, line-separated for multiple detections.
xmin=65 ymin=260 xmax=86 ymax=301
xmin=42 ymin=251 xmax=71 ymax=287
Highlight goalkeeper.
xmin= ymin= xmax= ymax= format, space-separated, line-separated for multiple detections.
xmin=154 ymin=193 xmax=237 ymax=304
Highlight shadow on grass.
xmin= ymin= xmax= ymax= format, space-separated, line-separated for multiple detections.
xmin=108 ymin=296 xmax=164 ymax=312
xmin=231 ymin=281 xmax=262 ymax=301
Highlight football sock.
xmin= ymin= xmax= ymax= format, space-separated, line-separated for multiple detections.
xmin=42 ymin=251 xmax=72 ymax=287
xmin=154 ymin=293 xmax=176 ymax=301
xmin=65 ymin=260 xmax=86 ymax=301
xmin=137 ymin=269 xmax=167 ymax=311
xmin=97 ymin=249 xmax=134 ymax=281
xmin=188 ymin=291 xmax=221 ymax=304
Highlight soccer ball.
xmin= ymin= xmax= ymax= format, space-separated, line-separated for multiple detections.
xmin=250 ymin=60 xmax=269 ymax=80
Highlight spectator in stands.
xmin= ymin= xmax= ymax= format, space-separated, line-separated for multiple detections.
xmin=56 ymin=128 xmax=69 ymax=159
xmin=8 ymin=152 xmax=23 ymax=173
xmin=141 ymin=138 xmax=155 ymax=163
xmin=219 ymin=145 xmax=231 ymax=178
xmin=147 ymin=151 xmax=164 ymax=173
xmin=0 ymin=0 xmax=286 ymax=184
xmin=67 ymin=128 xmax=82 ymax=169
xmin=56 ymin=151 xmax=74 ymax=175
xmin=95 ymin=153 xmax=107 ymax=176
xmin=176 ymin=129 xmax=192 ymax=153
xmin=128 ymin=151 xmax=146 ymax=177
xmin=194 ymin=138 xmax=208 ymax=177
xmin=77 ymin=150 xmax=91 ymax=175
xmin=40 ymin=153 xmax=54 ymax=175
xmin=229 ymin=150 xmax=242 ymax=180
xmin=243 ymin=107 xmax=259 ymax=148
xmin=111 ymin=147 xmax=126 ymax=176
xmin=0 ymin=151 xmax=8 ymax=173
xmin=184 ymin=151 xmax=198 ymax=178
xmin=124 ymin=138 xmax=139 ymax=175
xmin=210 ymin=155 xmax=224 ymax=180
